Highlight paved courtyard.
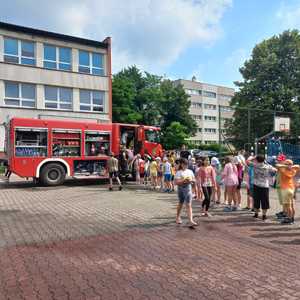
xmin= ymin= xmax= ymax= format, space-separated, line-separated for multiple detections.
xmin=0 ymin=177 xmax=300 ymax=300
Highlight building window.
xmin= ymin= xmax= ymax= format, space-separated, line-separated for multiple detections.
xmin=191 ymin=102 xmax=202 ymax=109
xmin=204 ymin=104 xmax=216 ymax=110
xmin=4 ymin=38 xmax=35 ymax=66
xmin=220 ymin=106 xmax=233 ymax=112
xmin=219 ymin=94 xmax=232 ymax=101
xmin=204 ymin=140 xmax=217 ymax=145
xmin=203 ymin=91 xmax=216 ymax=98
xmin=198 ymin=128 xmax=202 ymax=133
xmin=80 ymin=90 xmax=104 ymax=112
xmin=78 ymin=51 xmax=104 ymax=75
xmin=191 ymin=114 xmax=202 ymax=120
xmin=44 ymin=86 xmax=73 ymax=110
xmin=204 ymin=128 xmax=217 ymax=133
xmin=4 ymin=81 xmax=36 ymax=108
xmin=43 ymin=44 xmax=72 ymax=71
xmin=204 ymin=116 xmax=216 ymax=121
xmin=186 ymin=89 xmax=201 ymax=96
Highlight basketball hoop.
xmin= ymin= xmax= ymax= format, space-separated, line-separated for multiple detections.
xmin=274 ymin=117 xmax=290 ymax=133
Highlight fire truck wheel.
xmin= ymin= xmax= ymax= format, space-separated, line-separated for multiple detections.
xmin=40 ymin=163 xmax=66 ymax=186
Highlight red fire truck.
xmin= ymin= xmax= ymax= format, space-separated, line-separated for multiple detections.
xmin=4 ymin=117 xmax=163 ymax=185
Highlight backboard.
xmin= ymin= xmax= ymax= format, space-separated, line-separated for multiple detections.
xmin=274 ymin=117 xmax=290 ymax=132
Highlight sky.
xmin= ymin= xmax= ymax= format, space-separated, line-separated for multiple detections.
xmin=1 ymin=0 xmax=300 ymax=89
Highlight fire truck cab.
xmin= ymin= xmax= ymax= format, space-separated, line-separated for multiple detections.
xmin=5 ymin=118 xmax=162 ymax=186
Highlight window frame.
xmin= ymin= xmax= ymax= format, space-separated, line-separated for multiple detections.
xmin=4 ymin=37 xmax=36 ymax=66
xmin=79 ymin=90 xmax=105 ymax=112
xmin=78 ymin=50 xmax=105 ymax=76
xmin=43 ymin=44 xmax=72 ymax=71
xmin=44 ymin=86 xmax=73 ymax=111
xmin=4 ymin=81 xmax=36 ymax=108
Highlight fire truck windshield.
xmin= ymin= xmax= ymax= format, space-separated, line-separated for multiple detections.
xmin=145 ymin=129 xmax=160 ymax=143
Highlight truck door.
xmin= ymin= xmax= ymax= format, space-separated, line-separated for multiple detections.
xmin=135 ymin=126 xmax=145 ymax=155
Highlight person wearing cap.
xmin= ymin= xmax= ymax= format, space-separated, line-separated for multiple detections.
xmin=276 ymin=159 xmax=300 ymax=224
xmin=211 ymin=157 xmax=222 ymax=205
xmin=107 ymin=152 xmax=122 ymax=191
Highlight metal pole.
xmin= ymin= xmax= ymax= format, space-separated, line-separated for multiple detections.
xmin=255 ymin=138 xmax=258 ymax=155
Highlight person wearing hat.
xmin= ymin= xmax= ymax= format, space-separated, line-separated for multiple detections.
xmin=276 ymin=159 xmax=300 ymax=224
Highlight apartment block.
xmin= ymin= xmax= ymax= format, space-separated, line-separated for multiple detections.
xmin=174 ymin=79 xmax=234 ymax=145
xmin=0 ymin=22 xmax=112 ymax=153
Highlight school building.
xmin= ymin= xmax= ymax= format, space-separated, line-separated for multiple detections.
xmin=0 ymin=22 xmax=112 ymax=155
xmin=174 ymin=78 xmax=235 ymax=145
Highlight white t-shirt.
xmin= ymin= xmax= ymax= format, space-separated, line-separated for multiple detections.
xmin=175 ymin=169 xmax=195 ymax=192
xmin=164 ymin=161 xmax=172 ymax=175
xmin=175 ymin=169 xmax=195 ymax=182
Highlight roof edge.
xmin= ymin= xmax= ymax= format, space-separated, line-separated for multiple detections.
xmin=0 ymin=21 xmax=109 ymax=49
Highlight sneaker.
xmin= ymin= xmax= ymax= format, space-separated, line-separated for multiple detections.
xmin=119 ymin=186 xmax=123 ymax=191
xmin=223 ymin=206 xmax=232 ymax=212
xmin=281 ymin=217 xmax=293 ymax=225
xmin=253 ymin=213 xmax=258 ymax=218
xmin=231 ymin=206 xmax=237 ymax=211
xmin=109 ymin=187 xmax=113 ymax=191
xmin=276 ymin=211 xmax=285 ymax=218
xmin=242 ymin=207 xmax=250 ymax=210
xmin=262 ymin=215 xmax=267 ymax=221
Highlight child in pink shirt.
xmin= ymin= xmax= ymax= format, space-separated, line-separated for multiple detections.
xmin=222 ymin=156 xmax=239 ymax=211
xmin=198 ymin=157 xmax=216 ymax=216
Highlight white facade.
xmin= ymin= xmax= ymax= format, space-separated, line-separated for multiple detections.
xmin=174 ymin=79 xmax=234 ymax=145
xmin=0 ymin=22 xmax=112 ymax=152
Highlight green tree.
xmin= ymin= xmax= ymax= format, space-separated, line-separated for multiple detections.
xmin=162 ymin=122 xmax=188 ymax=150
xmin=112 ymin=66 xmax=163 ymax=125
xmin=112 ymin=67 xmax=197 ymax=149
xmin=227 ymin=30 xmax=300 ymax=149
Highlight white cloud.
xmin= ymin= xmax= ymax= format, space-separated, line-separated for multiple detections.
xmin=276 ymin=2 xmax=300 ymax=29
xmin=1 ymin=0 xmax=232 ymax=73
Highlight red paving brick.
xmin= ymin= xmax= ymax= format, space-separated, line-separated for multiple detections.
xmin=0 ymin=180 xmax=300 ymax=299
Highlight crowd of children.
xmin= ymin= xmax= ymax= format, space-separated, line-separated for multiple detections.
xmin=108 ymin=149 xmax=300 ymax=227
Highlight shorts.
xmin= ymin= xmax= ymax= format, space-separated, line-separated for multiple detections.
xmin=150 ymin=171 xmax=157 ymax=177
xmin=281 ymin=188 xmax=295 ymax=206
xmin=164 ymin=174 xmax=171 ymax=182
xmin=276 ymin=188 xmax=283 ymax=205
xmin=158 ymin=171 xmax=163 ymax=177
xmin=178 ymin=187 xmax=193 ymax=204
xmin=109 ymin=171 xmax=119 ymax=178
xmin=253 ymin=185 xmax=269 ymax=210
